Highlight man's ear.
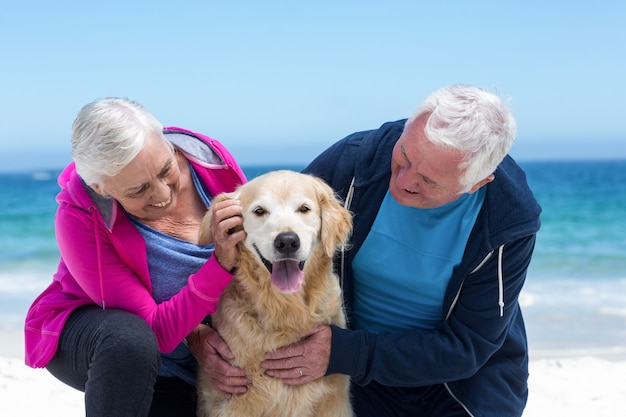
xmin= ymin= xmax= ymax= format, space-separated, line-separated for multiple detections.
xmin=467 ymin=174 xmax=495 ymax=194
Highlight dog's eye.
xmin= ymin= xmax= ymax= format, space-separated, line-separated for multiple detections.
xmin=298 ymin=204 xmax=311 ymax=213
xmin=253 ymin=206 xmax=266 ymax=216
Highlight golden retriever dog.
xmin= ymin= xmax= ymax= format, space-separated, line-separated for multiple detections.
xmin=196 ymin=170 xmax=353 ymax=417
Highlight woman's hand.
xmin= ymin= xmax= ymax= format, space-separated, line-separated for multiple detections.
xmin=210 ymin=199 xmax=245 ymax=272
xmin=261 ymin=325 xmax=332 ymax=385
xmin=187 ymin=325 xmax=250 ymax=398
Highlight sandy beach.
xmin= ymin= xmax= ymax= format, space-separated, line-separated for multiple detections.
xmin=1 ymin=331 xmax=624 ymax=416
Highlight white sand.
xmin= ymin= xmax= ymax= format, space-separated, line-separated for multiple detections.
xmin=1 ymin=331 xmax=624 ymax=416
xmin=0 ymin=356 xmax=84 ymax=417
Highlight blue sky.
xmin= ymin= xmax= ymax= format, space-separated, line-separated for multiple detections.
xmin=1 ymin=1 xmax=625 ymax=172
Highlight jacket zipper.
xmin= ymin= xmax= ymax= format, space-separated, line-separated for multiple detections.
xmin=89 ymin=206 xmax=107 ymax=309
xmin=444 ymin=246 xmax=505 ymax=415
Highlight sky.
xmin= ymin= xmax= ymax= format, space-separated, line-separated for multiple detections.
xmin=1 ymin=1 xmax=625 ymax=172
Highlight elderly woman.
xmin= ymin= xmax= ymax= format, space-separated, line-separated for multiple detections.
xmin=24 ymin=98 xmax=247 ymax=417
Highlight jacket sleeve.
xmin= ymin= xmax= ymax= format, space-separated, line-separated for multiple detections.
xmin=326 ymin=234 xmax=536 ymax=386
xmin=55 ymin=201 xmax=233 ymax=353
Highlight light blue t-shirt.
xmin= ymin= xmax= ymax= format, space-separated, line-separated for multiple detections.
xmin=130 ymin=163 xmax=213 ymax=386
xmin=352 ymin=188 xmax=485 ymax=333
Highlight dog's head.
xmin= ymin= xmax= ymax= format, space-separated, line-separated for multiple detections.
xmin=199 ymin=170 xmax=352 ymax=294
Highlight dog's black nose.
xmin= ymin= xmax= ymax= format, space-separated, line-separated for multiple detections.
xmin=274 ymin=232 xmax=300 ymax=256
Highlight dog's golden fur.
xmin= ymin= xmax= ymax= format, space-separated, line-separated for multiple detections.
xmin=197 ymin=170 xmax=353 ymax=417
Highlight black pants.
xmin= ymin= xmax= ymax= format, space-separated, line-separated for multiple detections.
xmin=351 ymin=380 xmax=469 ymax=417
xmin=46 ymin=306 xmax=197 ymax=417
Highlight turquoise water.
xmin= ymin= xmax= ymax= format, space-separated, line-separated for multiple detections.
xmin=518 ymin=160 xmax=626 ymax=357
xmin=524 ymin=160 xmax=626 ymax=279
xmin=1 ymin=161 xmax=625 ymax=356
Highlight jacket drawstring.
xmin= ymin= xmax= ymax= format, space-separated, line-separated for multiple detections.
xmin=497 ymin=245 xmax=505 ymax=317
xmin=469 ymin=245 xmax=506 ymax=317
xmin=446 ymin=245 xmax=505 ymax=320
xmin=89 ymin=206 xmax=106 ymax=309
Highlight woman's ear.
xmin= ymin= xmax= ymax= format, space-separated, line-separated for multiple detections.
xmin=90 ymin=183 xmax=107 ymax=197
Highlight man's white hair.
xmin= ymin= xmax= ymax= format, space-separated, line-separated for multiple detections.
xmin=408 ymin=84 xmax=516 ymax=192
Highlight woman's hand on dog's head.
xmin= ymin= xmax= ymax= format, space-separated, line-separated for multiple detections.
xmin=203 ymin=198 xmax=246 ymax=273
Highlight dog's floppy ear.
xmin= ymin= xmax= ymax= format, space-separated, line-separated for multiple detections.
xmin=314 ymin=177 xmax=353 ymax=257
xmin=198 ymin=191 xmax=238 ymax=245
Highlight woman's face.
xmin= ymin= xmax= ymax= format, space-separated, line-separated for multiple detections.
xmin=96 ymin=134 xmax=181 ymax=221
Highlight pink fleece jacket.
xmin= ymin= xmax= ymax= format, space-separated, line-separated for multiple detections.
xmin=24 ymin=127 xmax=246 ymax=368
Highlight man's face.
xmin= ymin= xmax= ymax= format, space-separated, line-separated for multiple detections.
xmin=389 ymin=114 xmax=477 ymax=209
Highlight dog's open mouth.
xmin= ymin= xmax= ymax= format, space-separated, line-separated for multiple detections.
xmin=254 ymin=245 xmax=305 ymax=293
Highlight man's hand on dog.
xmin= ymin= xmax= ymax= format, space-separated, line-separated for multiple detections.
xmin=262 ymin=325 xmax=332 ymax=385
xmin=189 ymin=326 xmax=250 ymax=399
xmin=199 ymin=325 xmax=332 ymax=396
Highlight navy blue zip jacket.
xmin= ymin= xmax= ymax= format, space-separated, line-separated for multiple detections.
xmin=303 ymin=119 xmax=542 ymax=417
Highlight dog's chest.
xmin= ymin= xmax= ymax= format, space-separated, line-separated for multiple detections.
xmin=213 ymin=284 xmax=332 ymax=369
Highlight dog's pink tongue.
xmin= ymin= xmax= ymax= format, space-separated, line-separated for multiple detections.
xmin=271 ymin=260 xmax=304 ymax=293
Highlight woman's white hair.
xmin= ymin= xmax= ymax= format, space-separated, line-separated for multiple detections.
xmin=408 ymin=84 xmax=516 ymax=192
xmin=71 ymin=97 xmax=165 ymax=187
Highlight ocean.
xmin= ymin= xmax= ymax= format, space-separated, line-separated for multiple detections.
xmin=1 ymin=161 xmax=625 ymax=359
